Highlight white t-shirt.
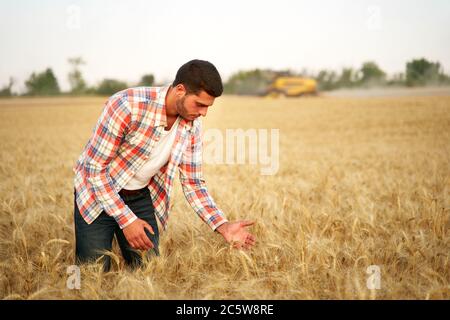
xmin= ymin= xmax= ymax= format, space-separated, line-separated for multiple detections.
xmin=123 ymin=116 xmax=181 ymax=190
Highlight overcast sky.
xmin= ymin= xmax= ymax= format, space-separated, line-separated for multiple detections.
xmin=1 ymin=0 xmax=449 ymax=92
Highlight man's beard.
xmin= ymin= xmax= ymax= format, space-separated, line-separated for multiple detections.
xmin=175 ymin=96 xmax=189 ymax=119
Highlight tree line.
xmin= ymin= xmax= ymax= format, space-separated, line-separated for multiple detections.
xmin=224 ymin=59 xmax=450 ymax=95
xmin=1 ymin=57 xmax=449 ymax=97
xmin=0 ymin=57 xmax=155 ymax=97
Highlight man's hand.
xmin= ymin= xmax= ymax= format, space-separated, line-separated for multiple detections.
xmin=123 ymin=218 xmax=155 ymax=250
xmin=216 ymin=221 xmax=256 ymax=250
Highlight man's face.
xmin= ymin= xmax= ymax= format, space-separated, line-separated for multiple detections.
xmin=175 ymin=85 xmax=215 ymax=121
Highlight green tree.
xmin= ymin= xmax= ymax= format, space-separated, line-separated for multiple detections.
xmin=360 ymin=61 xmax=386 ymax=86
xmin=406 ymin=58 xmax=441 ymax=86
xmin=0 ymin=78 xmax=14 ymax=97
xmin=96 ymin=79 xmax=128 ymax=96
xmin=138 ymin=74 xmax=155 ymax=87
xmin=25 ymin=68 xmax=60 ymax=96
xmin=316 ymin=70 xmax=339 ymax=91
xmin=68 ymin=57 xmax=87 ymax=94
xmin=224 ymin=69 xmax=274 ymax=95
xmin=337 ymin=68 xmax=358 ymax=88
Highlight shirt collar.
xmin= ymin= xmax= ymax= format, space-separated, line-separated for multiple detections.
xmin=154 ymin=85 xmax=170 ymax=127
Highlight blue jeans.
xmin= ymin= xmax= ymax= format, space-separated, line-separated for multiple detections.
xmin=74 ymin=187 xmax=159 ymax=271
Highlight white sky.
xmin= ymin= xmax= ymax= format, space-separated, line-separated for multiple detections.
xmin=1 ymin=0 xmax=449 ymax=92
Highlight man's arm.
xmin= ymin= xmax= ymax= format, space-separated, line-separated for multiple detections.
xmin=83 ymin=95 xmax=137 ymax=229
xmin=179 ymin=120 xmax=256 ymax=249
xmin=179 ymin=119 xmax=229 ymax=231
xmin=83 ymin=95 xmax=154 ymax=250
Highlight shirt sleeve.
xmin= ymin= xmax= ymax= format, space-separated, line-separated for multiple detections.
xmin=83 ymin=95 xmax=137 ymax=229
xmin=179 ymin=119 xmax=228 ymax=231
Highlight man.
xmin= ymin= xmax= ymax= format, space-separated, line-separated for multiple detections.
xmin=73 ymin=59 xmax=256 ymax=271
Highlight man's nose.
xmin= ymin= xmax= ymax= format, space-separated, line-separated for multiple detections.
xmin=199 ymin=109 xmax=207 ymax=117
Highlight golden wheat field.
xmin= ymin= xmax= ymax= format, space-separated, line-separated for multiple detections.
xmin=0 ymin=94 xmax=449 ymax=300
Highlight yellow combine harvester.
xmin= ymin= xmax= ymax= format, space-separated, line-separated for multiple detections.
xmin=265 ymin=77 xmax=318 ymax=97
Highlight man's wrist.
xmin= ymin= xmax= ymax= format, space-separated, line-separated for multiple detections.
xmin=215 ymin=221 xmax=229 ymax=235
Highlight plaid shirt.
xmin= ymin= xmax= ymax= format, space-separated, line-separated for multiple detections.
xmin=73 ymin=85 xmax=228 ymax=231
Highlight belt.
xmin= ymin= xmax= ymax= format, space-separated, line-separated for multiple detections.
xmin=119 ymin=187 xmax=147 ymax=196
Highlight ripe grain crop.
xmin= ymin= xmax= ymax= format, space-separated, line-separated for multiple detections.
xmin=0 ymin=95 xmax=448 ymax=299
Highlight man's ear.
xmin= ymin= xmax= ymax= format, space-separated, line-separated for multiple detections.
xmin=174 ymin=84 xmax=187 ymax=98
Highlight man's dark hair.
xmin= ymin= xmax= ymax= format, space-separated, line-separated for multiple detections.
xmin=173 ymin=59 xmax=223 ymax=97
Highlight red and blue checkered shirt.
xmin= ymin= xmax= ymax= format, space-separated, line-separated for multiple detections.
xmin=73 ymin=85 xmax=228 ymax=231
